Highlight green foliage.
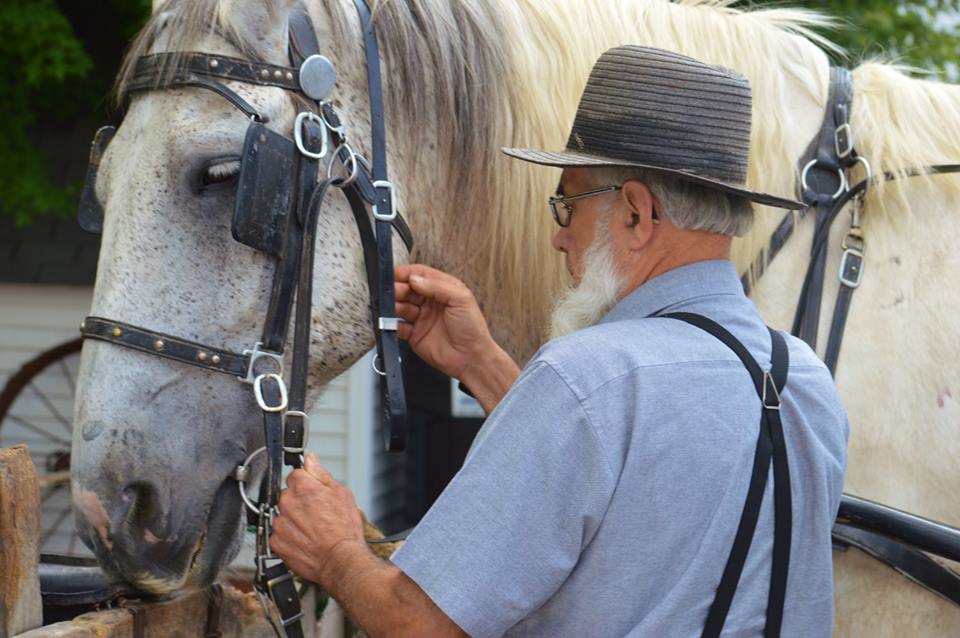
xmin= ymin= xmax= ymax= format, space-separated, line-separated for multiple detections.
xmin=0 ymin=0 xmax=150 ymax=225
xmin=755 ymin=1 xmax=960 ymax=79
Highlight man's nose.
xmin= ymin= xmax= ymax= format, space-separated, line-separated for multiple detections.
xmin=552 ymin=228 xmax=568 ymax=253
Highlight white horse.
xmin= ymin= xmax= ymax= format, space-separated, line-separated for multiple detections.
xmin=72 ymin=0 xmax=960 ymax=634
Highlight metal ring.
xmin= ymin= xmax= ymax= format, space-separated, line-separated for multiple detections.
xmin=327 ymin=143 xmax=359 ymax=187
xmin=371 ymin=354 xmax=386 ymax=377
xmin=371 ymin=353 xmax=401 ymax=377
xmin=850 ymin=156 xmax=873 ymax=187
xmin=253 ymin=373 xmax=288 ymax=412
xmin=235 ymin=447 xmax=266 ymax=515
xmin=294 ymin=111 xmax=329 ymax=160
xmin=801 ymin=159 xmax=847 ymax=201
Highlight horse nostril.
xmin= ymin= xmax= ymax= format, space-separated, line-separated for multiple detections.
xmin=112 ymin=481 xmax=161 ymax=539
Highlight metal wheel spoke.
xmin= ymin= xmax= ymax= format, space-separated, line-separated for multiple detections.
xmin=59 ymin=358 xmax=76 ymax=396
xmin=40 ymin=483 xmax=65 ymax=505
xmin=43 ymin=504 xmax=74 ymax=550
xmin=4 ymin=415 xmax=72 ymax=447
xmin=28 ymin=381 xmax=73 ymax=434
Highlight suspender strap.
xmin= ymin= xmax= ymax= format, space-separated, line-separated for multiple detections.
xmin=660 ymin=313 xmax=791 ymax=638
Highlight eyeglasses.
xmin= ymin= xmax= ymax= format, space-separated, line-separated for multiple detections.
xmin=548 ymin=185 xmax=622 ymax=227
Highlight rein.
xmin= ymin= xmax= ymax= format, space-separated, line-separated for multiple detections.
xmin=77 ymin=2 xmax=409 ymax=635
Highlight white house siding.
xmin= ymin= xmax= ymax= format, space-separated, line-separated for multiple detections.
xmin=0 ymin=284 xmax=407 ymax=560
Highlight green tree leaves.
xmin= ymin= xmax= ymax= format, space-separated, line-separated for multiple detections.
xmin=0 ymin=0 xmax=150 ymax=225
xmin=750 ymin=1 xmax=960 ymax=79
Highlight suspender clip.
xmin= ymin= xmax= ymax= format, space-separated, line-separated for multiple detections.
xmin=762 ymin=371 xmax=782 ymax=410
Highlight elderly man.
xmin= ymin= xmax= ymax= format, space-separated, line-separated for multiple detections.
xmin=271 ymin=46 xmax=848 ymax=638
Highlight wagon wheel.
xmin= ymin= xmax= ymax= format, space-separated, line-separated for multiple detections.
xmin=0 ymin=337 xmax=92 ymax=556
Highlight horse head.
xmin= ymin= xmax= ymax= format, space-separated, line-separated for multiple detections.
xmin=71 ymin=0 xmax=404 ymax=592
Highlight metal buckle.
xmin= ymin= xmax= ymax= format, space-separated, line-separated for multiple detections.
xmin=241 ymin=342 xmax=284 ymax=384
xmin=254 ymin=373 xmax=288 ymax=413
xmin=378 ymin=317 xmax=401 ymax=331
xmin=327 ymin=142 xmax=358 ymax=187
xmin=294 ymin=111 xmax=329 ymax=160
xmin=372 ymin=180 xmax=397 ymax=221
xmin=838 ymin=241 xmax=865 ymax=289
xmin=801 ymin=159 xmax=847 ymax=201
xmin=835 ymin=123 xmax=854 ymax=159
xmin=282 ymin=410 xmax=310 ymax=455
xmin=762 ymin=371 xmax=781 ymax=410
xmin=320 ymin=101 xmax=347 ymax=138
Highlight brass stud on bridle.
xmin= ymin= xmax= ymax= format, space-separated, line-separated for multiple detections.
xmin=154 ymin=339 xmax=165 ymax=351
xmin=209 ymin=59 xmax=220 ymax=69
xmin=260 ymin=69 xmax=270 ymax=80
xmin=211 ymin=355 xmax=221 ymax=365
xmin=197 ymin=351 xmax=208 ymax=362
xmin=112 ymin=327 xmax=122 ymax=338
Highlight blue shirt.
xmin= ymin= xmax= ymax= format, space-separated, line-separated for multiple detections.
xmin=393 ymin=260 xmax=849 ymax=637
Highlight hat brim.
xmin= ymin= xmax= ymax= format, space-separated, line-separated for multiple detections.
xmin=502 ymin=148 xmax=806 ymax=210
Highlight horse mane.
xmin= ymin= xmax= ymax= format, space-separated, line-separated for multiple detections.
xmin=114 ymin=0 xmax=960 ymax=360
xmin=342 ymin=0 xmax=841 ymax=355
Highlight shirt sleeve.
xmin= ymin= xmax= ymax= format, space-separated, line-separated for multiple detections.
xmin=391 ymin=361 xmax=617 ymax=638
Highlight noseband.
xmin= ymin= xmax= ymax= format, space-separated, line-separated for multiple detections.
xmin=77 ymin=2 xmax=409 ymax=635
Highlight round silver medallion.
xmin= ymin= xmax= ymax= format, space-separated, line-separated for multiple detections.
xmin=299 ymin=55 xmax=337 ymax=101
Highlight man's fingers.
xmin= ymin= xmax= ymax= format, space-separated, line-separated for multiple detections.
xmin=303 ymin=454 xmax=336 ymax=484
xmin=397 ymin=322 xmax=413 ymax=341
xmin=395 ymin=301 xmax=420 ymax=323
xmin=394 ymin=282 xmax=426 ymax=306
xmin=396 ymin=264 xmax=467 ymax=289
xmin=409 ymin=273 xmax=471 ymax=306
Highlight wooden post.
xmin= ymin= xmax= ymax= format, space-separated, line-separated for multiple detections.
xmin=0 ymin=445 xmax=43 ymax=637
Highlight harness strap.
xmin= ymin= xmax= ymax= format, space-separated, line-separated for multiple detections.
xmin=832 ymin=524 xmax=960 ymax=606
xmin=660 ymin=313 xmax=790 ymax=638
xmin=793 ymin=67 xmax=855 ymax=349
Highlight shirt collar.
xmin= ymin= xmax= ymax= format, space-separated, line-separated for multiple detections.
xmin=600 ymin=260 xmax=745 ymax=323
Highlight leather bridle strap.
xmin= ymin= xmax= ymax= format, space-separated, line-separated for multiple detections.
xmin=661 ymin=313 xmax=790 ymax=638
xmin=792 ymin=66 xmax=855 ymax=349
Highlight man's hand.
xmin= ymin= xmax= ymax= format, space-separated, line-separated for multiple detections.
xmin=270 ymin=455 xmax=470 ymax=638
xmin=394 ymin=264 xmax=494 ymax=380
xmin=271 ymin=454 xmax=366 ymax=587
xmin=395 ymin=264 xmax=520 ymax=412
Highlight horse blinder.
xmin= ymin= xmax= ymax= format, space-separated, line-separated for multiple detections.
xmin=77 ymin=126 xmax=116 ymax=235
xmin=232 ymin=122 xmax=298 ymax=256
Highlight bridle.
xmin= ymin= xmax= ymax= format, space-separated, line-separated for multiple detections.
xmin=745 ymin=66 xmax=960 ymax=607
xmin=76 ymin=2 xmax=407 ymax=635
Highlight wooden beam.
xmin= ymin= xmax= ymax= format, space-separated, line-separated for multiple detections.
xmin=16 ymin=586 xmax=279 ymax=638
xmin=0 ymin=445 xmax=43 ymax=637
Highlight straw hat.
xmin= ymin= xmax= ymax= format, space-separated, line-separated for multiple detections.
xmin=503 ymin=45 xmax=804 ymax=210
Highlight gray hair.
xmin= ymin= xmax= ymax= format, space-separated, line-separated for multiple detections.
xmin=590 ymin=168 xmax=754 ymax=237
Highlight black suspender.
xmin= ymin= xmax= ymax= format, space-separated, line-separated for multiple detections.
xmin=660 ymin=313 xmax=792 ymax=638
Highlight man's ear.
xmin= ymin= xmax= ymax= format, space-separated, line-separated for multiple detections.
xmin=619 ymin=180 xmax=658 ymax=250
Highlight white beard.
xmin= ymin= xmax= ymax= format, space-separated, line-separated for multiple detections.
xmin=549 ymin=219 xmax=625 ymax=340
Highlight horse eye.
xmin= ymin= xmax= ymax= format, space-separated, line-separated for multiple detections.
xmin=202 ymin=159 xmax=241 ymax=188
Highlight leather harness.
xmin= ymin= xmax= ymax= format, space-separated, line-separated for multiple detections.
xmin=77 ymin=2 xmax=408 ymax=635
xmin=744 ymin=67 xmax=960 ymax=608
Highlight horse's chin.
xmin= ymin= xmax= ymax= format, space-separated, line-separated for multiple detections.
xmin=80 ymin=479 xmax=245 ymax=595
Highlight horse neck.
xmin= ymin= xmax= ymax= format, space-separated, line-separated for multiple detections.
xmin=371 ymin=0 xmax=837 ymax=363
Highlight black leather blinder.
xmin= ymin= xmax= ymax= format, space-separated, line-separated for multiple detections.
xmin=232 ymin=122 xmax=298 ymax=256
xmin=77 ymin=126 xmax=116 ymax=235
